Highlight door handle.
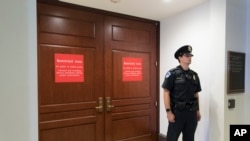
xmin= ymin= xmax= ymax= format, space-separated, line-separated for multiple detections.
xmin=95 ymin=97 xmax=103 ymax=112
xmin=106 ymin=97 xmax=114 ymax=112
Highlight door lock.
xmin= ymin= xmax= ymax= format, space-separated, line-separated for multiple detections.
xmin=95 ymin=97 xmax=103 ymax=112
xmin=106 ymin=97 xmax=114 ymax=112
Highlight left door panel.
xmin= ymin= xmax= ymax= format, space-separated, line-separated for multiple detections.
xmin=38 ymin=3 xmax=104 ymax=141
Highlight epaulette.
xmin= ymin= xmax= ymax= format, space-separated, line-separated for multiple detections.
xmin=169 ymin=67 xmax=182 ymax=75
xmin=189 ymin=69 xmax=198 ymax=75
xmin=169 ymin=67 xmax=179 ymax=72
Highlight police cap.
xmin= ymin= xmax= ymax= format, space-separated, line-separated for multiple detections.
xmin=174 ymin=45 xmax=193 ymax=59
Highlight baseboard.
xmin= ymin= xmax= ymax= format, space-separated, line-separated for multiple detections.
xmin=158 ymin=133 xmax=166 ymax=141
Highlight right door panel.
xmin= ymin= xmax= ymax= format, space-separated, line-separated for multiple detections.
xmin=104 ymin=16 xmax=158 ymax=141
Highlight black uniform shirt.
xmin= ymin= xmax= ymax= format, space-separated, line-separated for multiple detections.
xmin=162 ymin=66 xmax=201 ymax=101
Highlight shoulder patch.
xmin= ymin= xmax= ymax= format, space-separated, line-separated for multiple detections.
xmin=165 ymin=71 xmax=171 ymax=78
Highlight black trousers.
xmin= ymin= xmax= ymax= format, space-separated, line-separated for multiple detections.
xmin=166 ymin=110 xmax=198 ymax=141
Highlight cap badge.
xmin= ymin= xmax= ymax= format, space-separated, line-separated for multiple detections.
xmin=188 ymin=46 xmax=192 ymax=52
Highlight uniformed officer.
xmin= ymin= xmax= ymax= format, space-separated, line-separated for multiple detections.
xmin=162 ymin=45 xmax=201 ymax=141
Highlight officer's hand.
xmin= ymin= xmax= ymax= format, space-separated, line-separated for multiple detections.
xmin=167 ymin=112 xmax=175 ymax=122
xmin=197 ymin=111 xmax=201 ymax=121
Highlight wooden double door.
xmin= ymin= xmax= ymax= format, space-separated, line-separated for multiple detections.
xmin=38 ymin=2 xmax=159 ymax=141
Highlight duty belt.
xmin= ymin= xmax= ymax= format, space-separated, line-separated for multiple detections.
xmin=172 ymin=101 xmax=198 ymax=111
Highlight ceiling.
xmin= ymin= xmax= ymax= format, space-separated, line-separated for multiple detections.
xmin=59 ymin=0 xmax=208 ymax=21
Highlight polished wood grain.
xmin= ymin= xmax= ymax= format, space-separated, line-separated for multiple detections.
xmin=38 ymin=1 xmax=159 ymax=141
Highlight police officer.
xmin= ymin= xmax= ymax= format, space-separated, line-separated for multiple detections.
xmin=162 ymin=45 xmax=201 ymax=141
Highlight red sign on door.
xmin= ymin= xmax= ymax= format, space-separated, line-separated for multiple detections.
xmin=122 ymin=57 xmax=143 ymax=81
xmin=55 ymin=53 xmax=84 ymax=83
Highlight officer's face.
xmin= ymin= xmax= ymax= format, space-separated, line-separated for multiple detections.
xmin=179 ymin=53 xmax=192 ymax=64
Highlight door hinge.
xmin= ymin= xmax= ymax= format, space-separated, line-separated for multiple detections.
xmin=155 ymin=61 xmax=158 ymax=67
xmin=155 ymin=101 xmax=158 ymax=107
